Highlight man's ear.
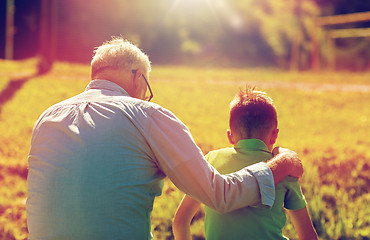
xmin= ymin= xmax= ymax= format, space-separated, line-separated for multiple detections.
xmin=132 ymin=70 xmax=142 ymax=90
xmin=227 ymin=129 xmax=235 ymax=145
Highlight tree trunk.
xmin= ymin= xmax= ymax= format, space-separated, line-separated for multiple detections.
xmin=38 ymin=0 xmax=58 ymax=74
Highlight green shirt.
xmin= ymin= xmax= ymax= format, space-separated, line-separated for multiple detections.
xmin=204 ymin=139 xmax=307 ymax=240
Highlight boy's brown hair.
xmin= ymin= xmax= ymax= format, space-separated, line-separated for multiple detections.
xmin=229 ymin=86 xmax=277 ymax=140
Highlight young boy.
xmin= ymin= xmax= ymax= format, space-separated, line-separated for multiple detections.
xmin=173 ymin=86 xmax=318 ymax=240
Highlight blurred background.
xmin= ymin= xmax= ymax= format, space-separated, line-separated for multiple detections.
xmin=0 ymin=1 xmax=370 ymax=239
xmin=1 ymin=0 xmax=370 ymax=71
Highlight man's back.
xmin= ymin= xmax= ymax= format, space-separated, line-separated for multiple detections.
xmin=27 ymin=80 xmax=165 ymax=239
xmin=204 ymin=139 xmax=306 ymax=240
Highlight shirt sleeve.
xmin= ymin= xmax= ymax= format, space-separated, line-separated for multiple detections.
xmin=146 ymin=107 xmax=275 ymax=213
xmin=244 ymin=162 xmax=275 ymax=207
xmin=283 ymin=177 xmax=307 ymax=210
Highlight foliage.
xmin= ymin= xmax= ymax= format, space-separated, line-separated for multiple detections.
xmin=7 ymin=0 xmax=321 ymax=68
xmin=8 ymin=1 xmax=370 ymax=70
xmin=251 ymin=0 xmax=319 ymax=68
xmin=0 ymin=61 xmax=369 ymax=239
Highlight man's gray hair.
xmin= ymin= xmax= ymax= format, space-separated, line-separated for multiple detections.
xmin=91 ymin=36 xmax=151 ymax=78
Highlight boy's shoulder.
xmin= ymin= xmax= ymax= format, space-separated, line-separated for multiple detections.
xmin=205 ymin=147 xmax=236 ymax=161
xmin=205 ymin=147 xmax=236 ymax=159
xmin=205 ymin=147 xmax=238 ymax=172
xmin=277 ymin=176 xmax=302 ymax=192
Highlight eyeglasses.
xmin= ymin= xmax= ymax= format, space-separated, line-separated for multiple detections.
xmin=132 ymin=70 xmax=153 ymax=102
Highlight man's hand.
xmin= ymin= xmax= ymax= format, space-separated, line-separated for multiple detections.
xmin=267 ymin=147 xmax=303 ymax=184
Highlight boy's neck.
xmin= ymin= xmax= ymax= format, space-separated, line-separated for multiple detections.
xmin=228 ymin=128 xmax=276 ymax=152
xmin=235 ymin=138 xmax=273 ymax=152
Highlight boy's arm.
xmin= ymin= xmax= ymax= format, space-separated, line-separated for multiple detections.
xmin=287 ymin=206 xmax=318 ymax=240
xmin=173 ymin=195 xmax=201 ymax=240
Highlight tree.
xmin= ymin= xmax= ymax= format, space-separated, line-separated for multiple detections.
xmin=5 ymin=0 xmax=15 ymax=60
xmin=38 ymin=0 xmax=58 ymax=74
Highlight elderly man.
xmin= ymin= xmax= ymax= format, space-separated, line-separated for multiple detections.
xmin=27 ymin=37 xmax=303 ymax=240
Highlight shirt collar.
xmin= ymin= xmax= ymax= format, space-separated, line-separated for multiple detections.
xmin=234 ymin=139 xmax=272 ymax=156
xmin=85 ymin=79 xmax=130 ymax=96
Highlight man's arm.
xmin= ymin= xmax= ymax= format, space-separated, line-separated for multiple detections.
xmin=173 ymin=195 xmax=201 ymax=240
xmin=146 ymin=107 xmax=303 ymax=213
xmin=287 ymin=207 xmax=318 ymax=240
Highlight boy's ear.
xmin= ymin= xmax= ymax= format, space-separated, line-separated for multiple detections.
xmin=227 ymin=129 xmax=235 ymax=145
xmin=269 ymin=128 xmax=279 ymax=145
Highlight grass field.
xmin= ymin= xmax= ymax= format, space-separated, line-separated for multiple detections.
xmin=0 ymin=59 xmax=369 ymax=239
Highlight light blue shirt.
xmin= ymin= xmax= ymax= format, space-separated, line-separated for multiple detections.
xmin=27 ymin=80 xmax=275 ymax=239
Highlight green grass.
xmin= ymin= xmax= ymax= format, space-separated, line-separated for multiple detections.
xmin=150 ymin=69 xmax=370 ymax=239
xmin=0 ymin=60 xmax=369 ymax=239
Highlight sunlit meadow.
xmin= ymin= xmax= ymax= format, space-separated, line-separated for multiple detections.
xmin=0 ymin=60 xmax=369 ymax=239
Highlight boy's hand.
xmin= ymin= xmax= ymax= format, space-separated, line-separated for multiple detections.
xmin=268 ymin=147 xmax=303 ymax=184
